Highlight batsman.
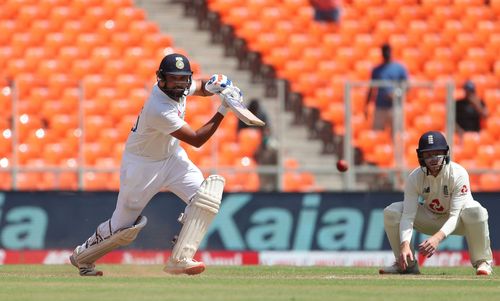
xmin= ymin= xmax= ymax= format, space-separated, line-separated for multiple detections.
xmin=70 ymin=53 xmax=245 ymax=276
xmin=379 ymin=131 xmax=493 ymax=275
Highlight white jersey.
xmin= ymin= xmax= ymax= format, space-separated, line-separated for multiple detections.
xmin=400 ymin=161 xmax=473 ymax=243
xmin=124 ymin=82 xmax=197 ymax=161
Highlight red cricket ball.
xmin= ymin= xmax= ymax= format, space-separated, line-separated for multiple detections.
xmin=336 ymin=159 xmax=349 ymax=172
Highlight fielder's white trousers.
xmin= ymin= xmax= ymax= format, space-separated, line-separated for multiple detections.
xmin=384 ymin=200 xmax=492 ymax=267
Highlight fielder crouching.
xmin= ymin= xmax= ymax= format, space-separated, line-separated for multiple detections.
xmin=70 ymin=53 xmax=242 ymax=276
xmin=379 ymin=131 xmax=493 ymax=276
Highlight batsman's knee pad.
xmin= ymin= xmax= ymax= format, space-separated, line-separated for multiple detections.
xmin=461 ymin=206 xmax=488 ymax=224
xmin=170 ymin=175 xmax=225 ymax=262
xmin=73 ymin=215 xmax=147 ymax=265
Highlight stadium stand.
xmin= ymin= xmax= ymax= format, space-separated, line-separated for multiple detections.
xmin=1 ymin=0 xmax=498 ymax=191
xmin=203 ymin=0 xmax=499 ymax=190
xmin=0 ymin=0 xmax=268 ymax=191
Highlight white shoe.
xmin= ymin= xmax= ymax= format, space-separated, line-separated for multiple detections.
xmin=163 ymin=258 xmax=206 ymax=275
xmin=476 ymin=261 xmax=492 ymax=276
xmin=379 ymin=260 xmax=420 ymax=275
xmin=69 ymin=246 xmax=103 ymax=276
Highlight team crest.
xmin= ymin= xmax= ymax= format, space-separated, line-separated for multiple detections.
xmin=427 ymin=135 xmax=434 ymax=144
xmin=443 ymin=185 xmax=449 ymax=196
xmin=175 ymin=57 xmax=184 ymax=69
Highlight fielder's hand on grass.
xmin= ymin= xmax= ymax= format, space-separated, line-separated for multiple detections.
xmin=399 ymin=241 xmax=414 ymax=271
xmin=205 ymin=74 xmax=233 ymax=94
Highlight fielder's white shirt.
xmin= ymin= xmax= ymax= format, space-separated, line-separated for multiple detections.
xmin=124 ymin=81 xmax=197 ymax=161
xmin=400 ymin=161 xmax=473 ymax=243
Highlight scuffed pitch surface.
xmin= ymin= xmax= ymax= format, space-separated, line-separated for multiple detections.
xmin=0 ymin=265 xmax=499 ymax=301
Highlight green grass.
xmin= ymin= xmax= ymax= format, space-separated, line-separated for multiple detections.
xmin=0 ymin=265 xmax=499 ymax=301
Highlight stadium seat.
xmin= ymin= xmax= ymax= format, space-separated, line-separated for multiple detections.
xmin=238 ymin=128 xmax=262 ymax=157
xmin=373 ymin=144 xmax=395 ymax=167
xmin=476 ymin=145 xmax=496 ymax=168
xmin=57 ymin=171 xmax=78 ymax=190
xmin=16 ymin=172 xmax=45 ymax=191
xmin=485 ymin=117 xmax=500 ymax=140
xmin=49 ymin=114 xmax=79 ymax=137
xmin=83 ymin=171 xmax=111 ymax=190
xmin=479 ymin=173 xmax=500 ymax=192
xmin=0 ymin=172 xmax=12 ymax=190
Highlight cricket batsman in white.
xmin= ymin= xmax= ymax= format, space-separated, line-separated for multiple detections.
xmin=379 ymin=131 xmax=493 ymax=275
xmin=70 ymin=53 xmax=242 ymax=276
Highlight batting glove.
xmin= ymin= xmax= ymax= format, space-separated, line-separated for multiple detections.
xmin=205 ymin=74 xmax=233 ymax=94
xmin=217 ymin=86 xmax=243 ymax=116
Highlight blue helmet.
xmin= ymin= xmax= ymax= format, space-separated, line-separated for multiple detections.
xmin=156 ymin=53 xmax=193 ymax=100
xmin=416 ymin=131 xmax=450 ymax=169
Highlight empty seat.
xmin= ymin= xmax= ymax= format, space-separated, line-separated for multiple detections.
xmin=83 ymin=172 xmax=111 ymax=190
xmin=479 ymin=173 xmax=500 ymax=192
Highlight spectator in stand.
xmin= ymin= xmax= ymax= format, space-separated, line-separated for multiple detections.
xmin=310 ymin=0 xmax=341 ymax=24
xmin=455 ymin=80 xmax=488 ymax=136
xmin=365 ymin=44 xmax=409 ymax=134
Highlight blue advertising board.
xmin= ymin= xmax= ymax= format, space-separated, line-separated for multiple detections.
xmin=0 ymin=191 xmax=498 ymax=251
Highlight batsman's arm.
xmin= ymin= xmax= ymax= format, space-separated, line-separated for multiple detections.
xmin=171 ymin=113 xmax=224 ymax=148
xmin=193 ymin=79 xmax=214 ymax=97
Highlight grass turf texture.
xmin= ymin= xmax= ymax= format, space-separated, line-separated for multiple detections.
xmin=0 ymin=265 xmax=499 ymax=301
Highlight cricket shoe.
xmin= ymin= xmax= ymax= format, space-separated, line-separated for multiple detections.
xmin=163 ymin=258 xmax=206 ymax=275
xmin=70 ymin=246 xmax=103 ymax=277
xmin=379 ymin=260 xmax=420 ymax=275
xmin=476 ymin=261 xmax=493 ymax=276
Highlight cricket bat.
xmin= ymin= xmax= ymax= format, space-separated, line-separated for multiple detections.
xmin=220 ymin=88 xmax=266 ymax=127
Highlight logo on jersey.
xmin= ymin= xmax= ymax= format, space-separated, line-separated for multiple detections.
xmin=443 ymin=185 xmax=449 ymax=196
xmin=175 ymin=57 xmax=185 ymax=70
xmin=429 ymin=199 xmax=445 ymax=213
xmin=423 ymin=186 xmax=430 ymax=193
xmin=460 ymin=185 xmax=468 ymax=194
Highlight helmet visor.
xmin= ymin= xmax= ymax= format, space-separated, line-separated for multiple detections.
xmin=423 ymin=154 xmax=446 ymax=173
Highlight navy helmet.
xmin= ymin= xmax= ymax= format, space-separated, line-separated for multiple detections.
xmin=156 ymin=53 xmax=193 ymax=100
xmin=416 ymin=131 xmax=450 ymax=169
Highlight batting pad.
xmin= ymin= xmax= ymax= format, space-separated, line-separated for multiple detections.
xmin=75 ymin=216 xmax=147 ymax=265
xmin=170 ymin=175 xmax=225 ymax=262
xmin=461 ymin=207 xmax=493 ymax=267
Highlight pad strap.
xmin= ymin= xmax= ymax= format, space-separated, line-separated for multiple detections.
xmin=74 ymin=216 xmax=147 ymax=265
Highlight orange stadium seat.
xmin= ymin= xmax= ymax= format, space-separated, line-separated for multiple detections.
xmin=0 ymin=172 xmax=12 ymax=190
xmin=58 ymin=171 xmax=78 ymax=190
xmin=491 ymin=0 xmax=500 ymax=14
xmin=16 ymin=172 xmax=45 ymax=191
xmin=76 ymin=33 xmax=106 ymax=57
xmin=476 ymin=20 xmax=497 ymax=44
xmin=479 ymin=173 xmax=500 ymax=192
xmin=461 ymin=132 xmax=480 ymax=158
xmin=486 ymin=117 xmax=500 ymax=141
xmin=17 ymin=5 xmax=50 ymax=29
xmin=457 ymin=60 xmax=489 ymax=80
xmin=476 ymin=145 xmax=495 ymax=168
xmin=484 ymin=89 xmax=500 ymax=111
xmin=373 ymin=143 xmax=395 ymax=167
xmin=238 ymin=128 xmax=262 ymax=157
xmin=84 ymin=171 xmax=111 ymax=190
xmin=356 ymin=130 xmax=391 ymax=163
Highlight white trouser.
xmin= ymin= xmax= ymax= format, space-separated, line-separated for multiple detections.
xmin=110 ymin=148 xmax=204 ymax=231
xmin=383 ymin=200 xmax=492 ymax=267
